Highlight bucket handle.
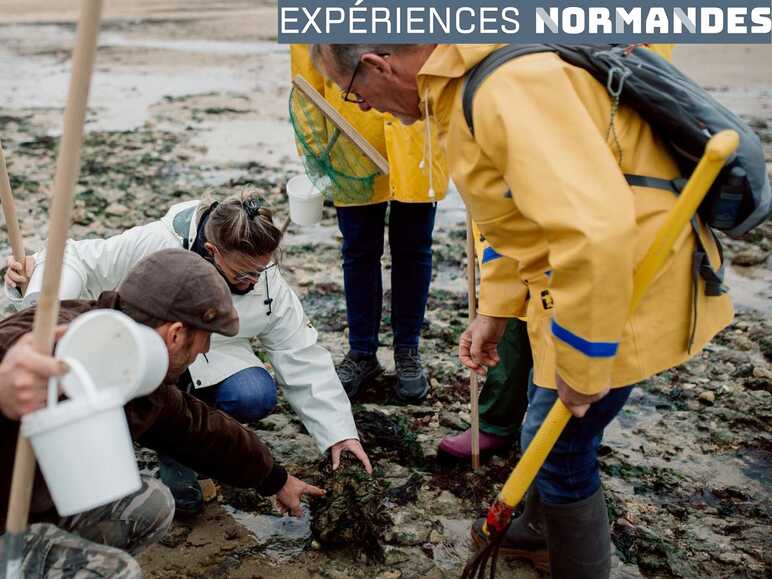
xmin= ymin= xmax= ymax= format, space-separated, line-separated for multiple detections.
xmin=48 ymin=357 xmax=98 ymax=407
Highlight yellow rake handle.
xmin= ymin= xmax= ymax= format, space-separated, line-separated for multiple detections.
xmin=497 ymin=129 xmax=740 ymax=510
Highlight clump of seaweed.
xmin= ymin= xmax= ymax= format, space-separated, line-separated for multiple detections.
xmin=354 ymin=409 xmax=424 ymax=466
xmin=310 ymin=454 xmax=391 ymax=561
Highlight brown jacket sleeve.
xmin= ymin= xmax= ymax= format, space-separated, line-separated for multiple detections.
xmin=125 ymin=385 xmax=287 ymax=495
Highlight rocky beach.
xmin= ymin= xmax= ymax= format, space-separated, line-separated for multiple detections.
xmin=1 ymin=2 xmax=770 ymax=577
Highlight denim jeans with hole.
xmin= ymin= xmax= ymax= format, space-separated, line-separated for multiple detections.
xmin=336 ymin=201 xmax=436 ymax=356
xmin=520 ymin=373 xmax=634 ymax=505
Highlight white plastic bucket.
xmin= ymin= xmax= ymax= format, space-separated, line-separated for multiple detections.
xmin=287 ymin=174 xmax=323 ymax=226
xmin=22 ymin=264 xmax=83 ymax=309
xmin=21 ymin=358 xmax=141 ymax=517
xmin=55 ymin=309 xmax=168 ymax=401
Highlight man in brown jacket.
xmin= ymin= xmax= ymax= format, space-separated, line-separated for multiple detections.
xmin=0 ymin=249 xmax=323 ymax=578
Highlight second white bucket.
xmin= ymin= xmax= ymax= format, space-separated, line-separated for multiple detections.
xmin=287 ymin=174 xmax=324 ymax=226
xmin=21 ymin=359 xmax=141 ymax=516
xmin=55 ymin=309 xmax=168 ymax=401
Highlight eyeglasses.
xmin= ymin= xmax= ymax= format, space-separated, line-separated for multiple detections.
xmin=340 ymin=53 xmax=390 ymax=104
xmin=233 ymin=261 xmax=277 ymax=283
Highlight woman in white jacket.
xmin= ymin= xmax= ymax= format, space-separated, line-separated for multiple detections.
xmin=6 ymin=191 xmax=371 ymax=515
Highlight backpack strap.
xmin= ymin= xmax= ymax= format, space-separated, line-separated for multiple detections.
xmin=687 ymin=217 xmax=726 ymax=351
xmin=463 ymin=45 xmax=555 ymax=136
xmin=624 ymin=174 xmax=686 ymax=195
xmin=625 ymin=174 xmax=726 ymax=300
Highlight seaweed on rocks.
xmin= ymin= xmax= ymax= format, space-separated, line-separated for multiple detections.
xmin=386 ymin=472 xmax=423 ymax=506
xmin=353 ymin=409 xmax=424 ymax=467
xmin=310 ymin=454 xmax=392 ymax=561
xmin=218 ymin=484 xmax=275 ymax=515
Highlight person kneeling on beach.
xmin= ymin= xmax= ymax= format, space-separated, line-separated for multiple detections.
xmin=5 ymin=190 xmax=370 ymax=516
xmin=0 ymin=249 xmax=323 ymax=579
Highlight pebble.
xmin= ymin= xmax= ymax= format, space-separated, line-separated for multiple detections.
xmin=429 ymin=490 xmax=461 ymax=517
xmin=383 ymin=546 xmax=412 ymax=566
xmin=259 ymin=414 xmax=291 ymax=431
xmin=439 ymin=412 xmax=469 ymax=431
xmin=698 ymin=391 xmax=716 ymax=404
xmin=105 ymin=202 xmax=130 ymax=216
xmin=198 ymin=478 xmax=217 ymax=502
xmin=731 ymin=247 xmax=768 ymax=267
xmin=752 ymin=367 xmax=772 ymax=380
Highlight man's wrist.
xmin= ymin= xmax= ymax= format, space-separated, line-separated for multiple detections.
xmin=258 ymin=463 xmax=288 ymax=496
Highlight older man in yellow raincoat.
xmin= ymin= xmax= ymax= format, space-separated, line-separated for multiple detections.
xmin=291 ymin=45 xmax=448 ymax=403
xmin=312 ymin=43 xmax=732 ymax=578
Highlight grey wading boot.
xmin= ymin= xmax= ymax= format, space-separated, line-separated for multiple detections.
xmin=336 ymin=352 xmax=384 ymax=399
xmin=542 ymin=486 xmax=611 ymax=579
xmin=158 ymin=454 xmax=204 ymax=518
xmin=394 ymin=346 xmax=429 ymax=403
xmin=470 ymin=487 xmax=549 ymax=572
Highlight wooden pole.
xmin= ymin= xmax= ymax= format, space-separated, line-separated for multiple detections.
xmin=4 ymin=3 xmax=103 ymax=577
xmin=465 ymin=212 xmax=480 ymax=471
xmin=0 ymin=141 xmax=27 ymax=295
xmin=292 ymin=75 xmax=390 ymax=176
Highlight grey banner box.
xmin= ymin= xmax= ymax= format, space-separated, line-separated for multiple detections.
xmin=278 ymin=0 xmax=772 ymax=44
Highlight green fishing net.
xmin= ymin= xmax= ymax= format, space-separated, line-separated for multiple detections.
xmin=289 ymin=85 xmax=379 ymax=205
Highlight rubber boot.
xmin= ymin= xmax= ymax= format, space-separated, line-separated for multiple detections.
xmin=471 ymin=487 xmax=549 ymax=572
xmin=438 ymin=428 xmax=512 ymax=460
xmin=542 ymin=486 xmax=611 ymax=579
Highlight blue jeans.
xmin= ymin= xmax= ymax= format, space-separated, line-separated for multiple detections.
xmin=336 ymin=201 xmax=436 ymax=356
xmin=520 ymin=375 xmax=633 ymax=505
xmin=208 ymin=367 xmax=277 ymax=422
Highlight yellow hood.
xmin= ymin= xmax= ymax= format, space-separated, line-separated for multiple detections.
xmin=417 ymin=44 xmax=503 ymax=138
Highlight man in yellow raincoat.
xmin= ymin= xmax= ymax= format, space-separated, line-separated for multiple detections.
xmin=312 ymin=43 xmax=732 ymax=578
xmin=291 ymin=45 xmax=448 ymax=403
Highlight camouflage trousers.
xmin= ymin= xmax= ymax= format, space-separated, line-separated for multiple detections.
xmin=1 ymin=476 xmax=174 ymax=578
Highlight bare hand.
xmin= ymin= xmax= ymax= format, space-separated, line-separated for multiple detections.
xmin=459 ymin=314 xmax=509 ymax=376
xmin=331 ymin=438 xmax=372 ymax=474
xmin=4 ymin=255 xmax=35 ymax=289
xmin=275 ymin=474 xmax=325 ymax=517
xmin=0 ymin=327 xmax=69 ymax=420
xmin=556 ymin=373 xmax=609 ymax=418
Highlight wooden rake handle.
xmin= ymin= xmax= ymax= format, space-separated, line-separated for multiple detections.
xmin=0 ymin=142 xmax=26 ymax=293
xmin=496 ymin=130 xmax=740 ymax=511
xmin=465 ymin=211 xmax=481 ymax=471
xmin=5 ymin=0 xmax=103 ymax=546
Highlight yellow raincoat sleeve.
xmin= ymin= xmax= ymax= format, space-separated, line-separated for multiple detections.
xmin=473 ymin=61 xmax=637 ymax=395
xmin=472 ymin=222 xmax=528 ymax=318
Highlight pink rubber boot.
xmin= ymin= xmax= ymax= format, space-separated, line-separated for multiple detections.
xmin=438 ymin=428 xmax=512 ymax=459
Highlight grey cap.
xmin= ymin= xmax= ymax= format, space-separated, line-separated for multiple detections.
xmin=118 ymin=248 xmax=239 ymax=337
